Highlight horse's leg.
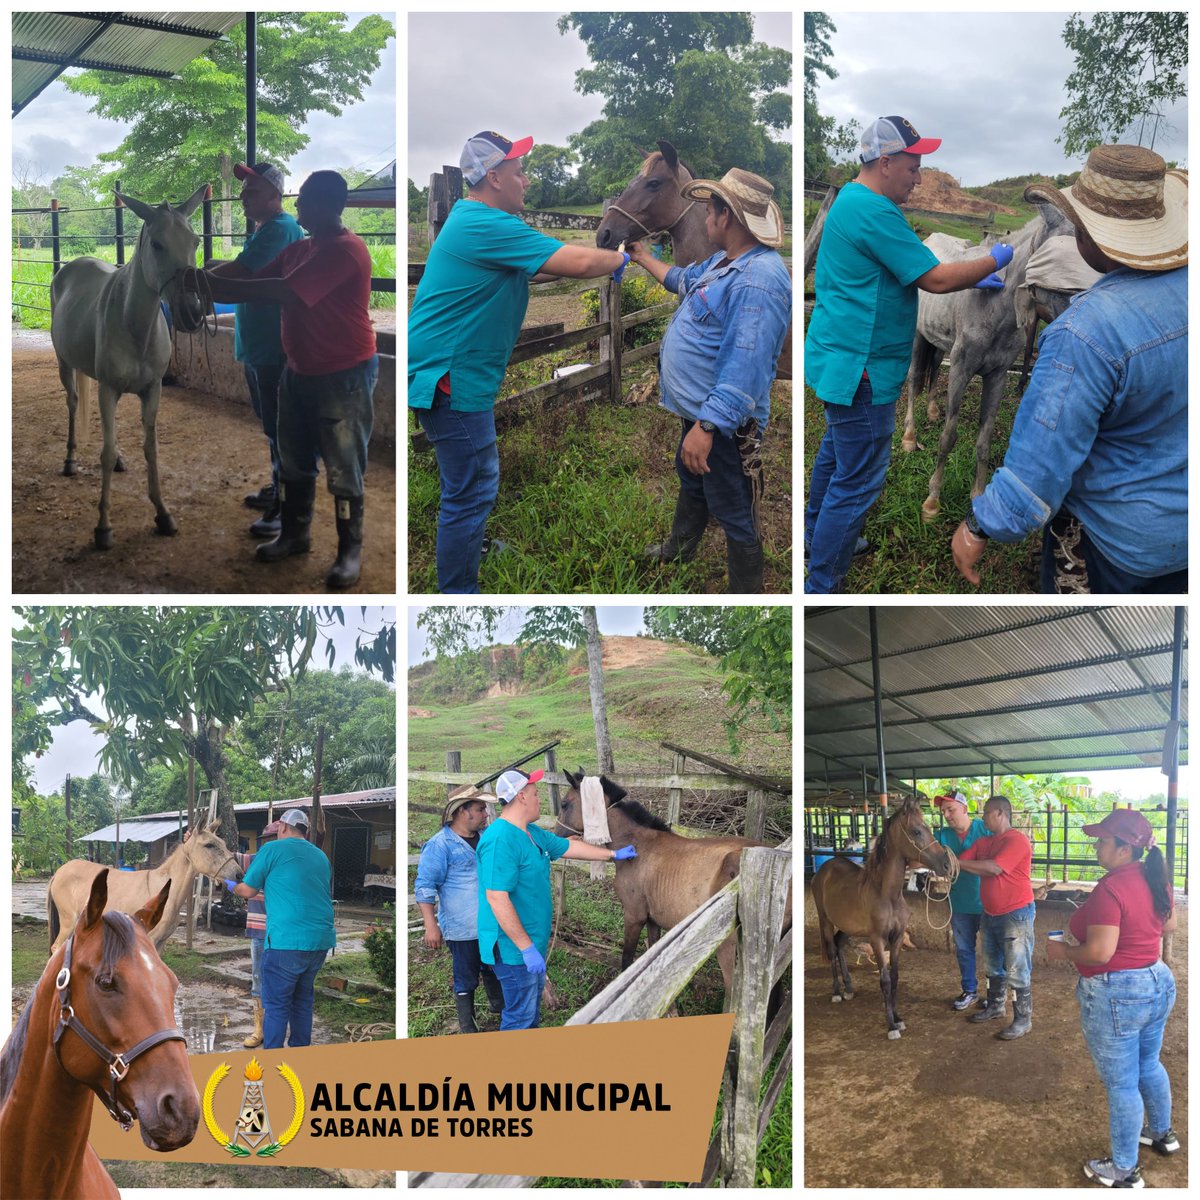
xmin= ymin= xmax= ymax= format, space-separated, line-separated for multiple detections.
xmin=870 ymin=932 xmax=902 ymax=1039
xmin=972 ymin=369 xmax=1007 ymax=498
xmin=139 ymin=381 xmax=177 ymax=536
xmin=920 ymin=353 xmax=971 ymax=522
xmin=58 ymin=358 xmax=79 ymax=476
xmin=833 ymin=930 xmax=853 ymax=999
xmin=888 ymin=929 xmax=905 ymax=1032
xmin=900 ymin=335 xmax=923 ymax=452
xmin=95 ymin=385 xmax=120 ymax=549
xmin=645 ymin=918 xmax=662 ymax=947
xmin=926 ymin=349 xmax=945 ymax=424
xmin=620 ymin=910 xmax=648 ymax=971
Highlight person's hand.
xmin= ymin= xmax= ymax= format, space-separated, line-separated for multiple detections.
xmin=223 ymin=878 xmax=239 ymax=892
xmin=973 ymin=272 xmax=1005 ymax=290
xmin=520 ymin=944 xmax=547 ymax=974
xmin=626 ymin=240 xmax=655 ymax=268
xmin=989 ymin=242 xmax=1014 ymax=271
xmin=423 ymin=926 xmax=444 ymax=951
xmin=952 ymin=520 xmax=987 ymax=585
xmin=1046 ymin=938 xmax=1070 ymax=963
xmin=681 ymin=421 xmax=714 ymax=474
xmin=611 ymin=252 xmax=631 ymax=282
xmin=613 ymin=845 xmax=638 ymax=861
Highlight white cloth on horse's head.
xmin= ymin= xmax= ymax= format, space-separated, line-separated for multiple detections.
xmin=580 ymin=776 xmax=611 ymax=882
xmin=1024 ymin=235 xmax=1104 ymax=293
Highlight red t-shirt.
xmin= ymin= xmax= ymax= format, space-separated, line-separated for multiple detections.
xmin=261 ymin=228 xmax=377 ymax=375
xmin=958 ymin=827 xmax=1033 ymax=915
xmin=1068 ymin=861 xmax=1170 ymax=978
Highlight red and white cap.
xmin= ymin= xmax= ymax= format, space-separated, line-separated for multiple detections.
xmin=460 ymin=131 xmax=534 ymax=186
xmin=933 ymin=791 xmax=968 ymax=810
xmin=860 ymin=116 xmax=941 ymax=163
xmin=495 ymin=768 xmax=544 ymax=804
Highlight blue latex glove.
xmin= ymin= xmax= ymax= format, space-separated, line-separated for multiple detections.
xmin=989 ymin=242 xmax=1014 ymax=271
xmin=612 ymin=252 xmax=631 ymax=282
xmin=613 ymin=845 xmax=638 ymax=861
xmin=224 ymin=878 xmax=239 ymax=892
xmin=974 ymin=272 xmax=1005 ymax=290
xmin=520 ymin=944 xmax=546 ymax=974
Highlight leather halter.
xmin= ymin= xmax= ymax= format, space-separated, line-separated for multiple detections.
xmin=51 ymin=932 xmax=187 ymax=1131
xmin=604 ymin=198 xmax=699 ymax=242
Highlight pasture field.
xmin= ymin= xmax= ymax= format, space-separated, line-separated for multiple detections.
xmin=803 ymin=889 xmax=1188 ymax=1188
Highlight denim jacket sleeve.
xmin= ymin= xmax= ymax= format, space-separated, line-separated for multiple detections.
xmin=665 ymin=259 xmax=710 ymax=297
xmin=972 ymin=318 xmax=1118 ymax=541
xmin=413 ymin=833 xmax=448 ymax=906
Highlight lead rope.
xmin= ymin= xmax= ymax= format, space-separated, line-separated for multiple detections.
xmin=924 ymin=843 xmax=960 ymax=931
xmin=604 ymin=198 xmax=699 ymax=243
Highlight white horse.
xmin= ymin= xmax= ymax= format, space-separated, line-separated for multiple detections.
xmin=50 ymin=185 xmax=207 ymax=549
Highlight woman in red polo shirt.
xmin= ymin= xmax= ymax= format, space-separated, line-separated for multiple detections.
xmin=1046 ymin=809 xmax=1177 ymax=1189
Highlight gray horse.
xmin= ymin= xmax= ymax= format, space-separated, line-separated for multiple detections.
xmin=902 ymin=201 xmax=1073 ymax=520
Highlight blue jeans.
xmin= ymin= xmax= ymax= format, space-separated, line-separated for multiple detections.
xmin=1077 ymin=962 xmax=1176 ymax=1172
xmin=249 ymin=934 xmax=264 ymax=999
xmin=980 ymin=902 xmax=1035 ymax=990
xmin=262 ymin=947 xmax=329 ymax=1048
xmin=674 ymin=419 xmax=758 ymax=546
xmin=244 ymin=361 xmax=284 ymax=490
xmin=278 ymin=356 xmax=378 ymax=497
xmin=1041 ymin=519 xmax=1189 ymax=595
xmin=491 ymin=960 xmax=543 ymax=1030
xmin=805 ymin=375 xmax=894 ymax=593
xmin=950 ymin=911 xmax=982 ymax=993
xmin=416 ymin=393 xmax=500 ymax=594
xmin=447 ymin=939 xmax=500 ymax=996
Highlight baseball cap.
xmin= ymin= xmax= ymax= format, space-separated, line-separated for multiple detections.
xmin=933 ymin=792 xmax=968 ymax=809
xmin=233 ymin=161 xmax=286 ymax=195
xmin=260 ymin=819 xmax=284 ymax=838
xmin=860 ymin=116 xmax=941 ymax=163
xmin=461 ymin=131 xmax=534 ymax=186
xmin=1081 ymin=809 xmax=1155 ymax=849
xmin=494 ymin=768 xmax=544 ymax=804
xmin=280 ymin=808 xmax=309 ymax=830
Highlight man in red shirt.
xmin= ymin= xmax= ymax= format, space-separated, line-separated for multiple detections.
xmin=956 ymin=795 xmax=1036 ymax=1039
xmin=195 ymin=171 xmax=379 ymax=588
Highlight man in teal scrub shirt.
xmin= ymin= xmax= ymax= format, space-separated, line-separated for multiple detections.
xmin=477 ymin=768 xmax=636 ymax=1029
xmin=804 ymin=115 xmax=1014 ymax=594
xmin=408 ymin=130 xmax=631 ymax=593
xmin=933 ymin=792 xmax=992 ymax=1010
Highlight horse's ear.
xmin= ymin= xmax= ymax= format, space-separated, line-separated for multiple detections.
xmin=134 ymin=881 xmax=172 ymax=934
xmin=638 ymin=147 xmax=651 ymax=160
xmin=176 ymin=183 xmax=208 ymax=219
xmin=208 ymin=819 xmax=222 ymax=834
xmin=562 ymin=769 xmax=577 ymax=788
xmin=657 ymin=140 xmax=679 ymax=171
xmin=117 ymin=192 xmax=157 ymax=224
xmin=83 ymin=870 xmax=109 ymax=929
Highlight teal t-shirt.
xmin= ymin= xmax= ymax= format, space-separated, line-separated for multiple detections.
xmin=805 ymin=181 xmax=939 ymax=406
xmin=476 ymin=818 xmax=570 ymax=965
xmin=241 ymin=837 xmax=336 ymax=951
xmin=408 ymin=200 xmax=565 ymax=412
xmin=935 ymin=818 xmax=992 ymax=915
xmin=233 ymin=212 xmax=305 ymax=365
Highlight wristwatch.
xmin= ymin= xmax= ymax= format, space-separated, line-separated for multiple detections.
xmin=965 ymin=508 xmax=989 ymax=540
xmin=698 ymin=420 xmax=717 ymax=434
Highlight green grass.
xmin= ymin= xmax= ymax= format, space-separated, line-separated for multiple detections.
xmin=11 ymin=918 xmax=49 ymax=986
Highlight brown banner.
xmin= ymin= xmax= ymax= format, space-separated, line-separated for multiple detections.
xmin=84 ymin=1014 xmax=733 ymax=1180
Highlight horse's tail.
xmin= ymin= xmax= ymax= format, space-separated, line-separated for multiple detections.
xmin=47 ymin=877 xmax=61 ymax=954
xmin=912 ymin=336 xmax=940 ymax=398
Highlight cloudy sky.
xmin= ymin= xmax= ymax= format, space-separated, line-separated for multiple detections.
xmin=11 ymin=12 xmax=396 ymax=192
xmin=407 ymin=11 xmax=793 ymax=186
xmin=816 ymin=11 xmax=1188 ymax=186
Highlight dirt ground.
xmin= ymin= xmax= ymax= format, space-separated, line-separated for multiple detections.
xmin=12 ymin=343 xmax=396 ymax=593
xmin=803 ymin=884 xmax=1188 ymax=1188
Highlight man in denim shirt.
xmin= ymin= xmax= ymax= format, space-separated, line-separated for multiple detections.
xmin=414 ymin=785 xmax=505 ymax=1033
xmin=953 ymin=145 xmax=1187 ymax=594
xmin=629 ymin=168 xmax=792 ymax=592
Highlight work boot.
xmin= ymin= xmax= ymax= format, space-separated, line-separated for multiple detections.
xmin=242 ymin=997 xmax=264 ymax=1049
xmin=249 ymin=496 xmax=281 ymax=539
xmin=727 ymin=539 xmax=764 ymax=593
xmin=644 ymin=491 xmax=708 ymax=562
xmin=969 ymin=976 xmax=1007 ymax=1022
xmin=326 ymin=495 xmax=364 ymax=589
xmin=244 ymin=482 xmax=276 ymax=510
xmin=998 ymin=987 xmax=1032 ymax=1039
xmin=481 ymin=970 xmax=505 ymax=1015
xmin=256 ymin=477 xmax=314 ymax=563
xmin=454 ymin=991 xmax=478 ymax=1034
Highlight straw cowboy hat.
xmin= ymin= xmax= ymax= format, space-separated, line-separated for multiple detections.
xmin=442 ymin=784 xmax=496 ymax=825
xmin=680 ymin=168 xmax=785 ymax=249
xmin=1024 ymin=144 xmax=1187 ymax=272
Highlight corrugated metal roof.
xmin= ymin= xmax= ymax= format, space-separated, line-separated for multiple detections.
xmin=13 ymin=12 xmax=242 ymax=117
xmin=81 ymin=818 xmax=182 ymax=844
xmin=805 ymin=606 xmax=1186 ymax=794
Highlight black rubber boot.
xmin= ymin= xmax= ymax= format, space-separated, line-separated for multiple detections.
xmin=998 ymin=987 xmax=1032 ymax=1040
xmin=644 ymin=491 xmax=708 ymax=562
xmin=454 ymin=991 xmax=478 ymax=1034
xmin=481 ymin=969 xmax=505 ymax=1015
xmin=969 ymin=976 xmax=1008 ymax=1023
xmin=256 ymin=477 xmax=314 ymax=562
xmin=727 ymin=539 xmax=764 ymax=593
xmin=326 ymin=495 xmax=364 ymax=589
xmin=249 ymin=496 xmax=281 ymax=538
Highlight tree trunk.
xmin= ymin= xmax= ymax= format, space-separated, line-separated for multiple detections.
xmin=192 ymin=717 xmax=237 ymax=847
xmin=582 ymin=607 xmax=614 ymax=774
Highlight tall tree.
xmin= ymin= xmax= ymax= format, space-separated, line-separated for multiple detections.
xmin=523 ymin=144 xmax=577 ymax=209
xmin=1058 ymin=12 xmax=1188 ymax=155
xmin=803 ymin=12 xmax=859 ymax=182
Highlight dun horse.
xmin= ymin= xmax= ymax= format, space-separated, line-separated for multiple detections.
xmin=50 ymin=184 xmax=207 ymax=549
xmin=1 ymin=871 xmax=199 ymax=1199
xmin=48 ymin=819 xmax=240 ymax=953
xmin=811 ymin=797 xmax=949 ymax=1039
xmin=556 ymin=770 xmax=792 ymax=1000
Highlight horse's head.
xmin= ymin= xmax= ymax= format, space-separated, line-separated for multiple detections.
xmin=888 ymin=798 xmax=952 ymax=874
xmin=184 ymin=818 xmax=241 ymax=882
xmin=596 ymin=140 xmax=695 ymax=249
xmin=118 ymin=185 xmax=206 ymax=330
xmin=57 ymin=871 xmax=200 ymax=1150
xmin=552 ymin=768 xmax=628 ymax=838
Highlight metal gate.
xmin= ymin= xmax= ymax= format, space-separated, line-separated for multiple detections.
xmin=331 ymin=824 xmax=370 ymax=900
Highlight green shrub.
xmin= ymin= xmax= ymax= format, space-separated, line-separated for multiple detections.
xmin=363 ymin=904 xmax=396 ymax=988
xmin=579 ymin=274 xmax=673 ymax=348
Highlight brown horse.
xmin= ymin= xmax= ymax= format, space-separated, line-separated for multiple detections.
xmin=1 ymin=871 xmax=199 ymax=1198
xmin=811 ymin=797 xmax=950 ymax=1039
xmin=48 ymin=819 xmax=241 ymax=953
xmin=555 ymin=770 xmax=792 ymax=1000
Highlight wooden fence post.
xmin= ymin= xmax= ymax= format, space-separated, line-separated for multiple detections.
xmin=803 ymin=183 xmax=838 ymax=278
xmin=744 ymin=788 xmax=767 ymax=840
xmin=445 ymin=750 xmax=460 ymax=800
xmin=598 ymin=198 xmax=623 ymax=403
xmin=667 ymin=751 xmax=685 ymax=827
xmin=546 ymin=745 xmax=560 ymax=817
xmin=428 ymin=167 xmax=463 ymax=244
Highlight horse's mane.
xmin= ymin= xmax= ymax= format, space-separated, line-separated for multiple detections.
xmin=867 ymin=798 xmax=923 ymax=871
xmin=612 ymin=798 xmax=673 ymax=833
xmin=0 ymin=991 xmax=35 ymax=1103
xmin=639 ymin=151 xmax=696 ymax=182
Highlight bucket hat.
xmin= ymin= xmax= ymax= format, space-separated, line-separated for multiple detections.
xmin=680 ymin=168 xmax=785 ymax=249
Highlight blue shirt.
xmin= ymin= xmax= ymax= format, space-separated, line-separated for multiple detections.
xmin=935 ymin=818 xmax=992 ymax=915
xmin=973 ymin=266 xmax=1187 ymax=577
xmin=805 ymin=181 xmax=939 ymax=406
xmin=241 ymin=837 xmax=336 ymax=951
xmin=476 ymin=819 xmax=569 ymax=965
xmin=233 ymin=211 xmax=305 ymax=365
xmin=414 ymin=824 xmax=482 ymax=942
xmin=408 ymin=200 xmax=565 ymax=412
xmin=659 ymin=245 xmax=792 ymax=435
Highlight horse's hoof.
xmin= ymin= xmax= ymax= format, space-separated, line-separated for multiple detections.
xmin=831 ymin=995 xmax=842 ymax=1003
xmin=62 ymin=460 xmax=77 ymax=477
xmin=920 ymin=498 xmax=941 ymax=523
xmin=94 ymin=528 xmax=113 ymax=551
xmin=900 ymin=434 xmax=917 ymax=453
xmin=114 ymin=455 xmax=127 ymax=473
xmin=897 ymin=1021 xmax=906 ymax=1031
xmin=887 ymin=1029 xmax=902 ymax=1040
xmin=845 ymin=991 xmax=854 ymax=1000
xmin=154 ymin=513 xmax=178 ymax=537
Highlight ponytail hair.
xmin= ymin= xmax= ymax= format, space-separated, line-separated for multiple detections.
xmin=1125 ymin=840 xmax=1173 ymax=920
